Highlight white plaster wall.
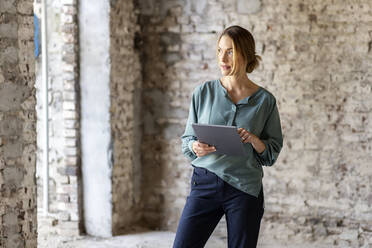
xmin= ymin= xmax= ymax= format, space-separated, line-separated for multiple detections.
xmin=79 ymin=0 xmax=112 ymax=237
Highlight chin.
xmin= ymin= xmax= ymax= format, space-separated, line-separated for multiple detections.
xmin=221 ymin=70 xmax=231 ymax=76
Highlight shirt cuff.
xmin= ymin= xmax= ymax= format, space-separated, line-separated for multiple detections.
xmin=188 ymin=140 xmax=196 ymax=156
xmin=257 ymin=140 xmax=268 ymax=158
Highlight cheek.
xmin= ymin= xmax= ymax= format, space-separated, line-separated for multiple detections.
xmin=236 ymin=54 xmax=246 ymax=64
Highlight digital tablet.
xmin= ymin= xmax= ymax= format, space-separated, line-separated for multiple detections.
xmin=192 ymin=123 xmax=247 ymax=156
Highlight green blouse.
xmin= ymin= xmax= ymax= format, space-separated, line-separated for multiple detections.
xmin=181 ymin=79 xmax=283 ymax=197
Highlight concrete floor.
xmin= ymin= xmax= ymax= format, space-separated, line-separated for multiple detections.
xmin=37 ymin=214 xmax=335 ymax=248
xmin=38 ymin=231 xmax=220 ymax=248
xmin=37 ymin=211 xmax=338 ymax=248
xmin=38 ymin=230 xmax=335 ymax=248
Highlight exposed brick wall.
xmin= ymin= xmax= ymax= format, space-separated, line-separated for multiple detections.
xmin=137 ymin=0 xmax=372 ymax=246
xmin=110 ymin=0 xmax=143 ymax=234
xmin=0 ymin=0 xmax=37 ymax=247
xmin=59 ymin=0 xmax=82 ymax=234
xmin=36 ymin=0 xmax=144 ymax=237
xmin=31 ymin=0 xmax=372 ymax=246
xmin=35 ymin=0 xmax=82 ymax=238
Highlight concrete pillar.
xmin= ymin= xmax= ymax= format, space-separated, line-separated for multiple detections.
xmin=79 ymin=0 xmax=112 ymax=237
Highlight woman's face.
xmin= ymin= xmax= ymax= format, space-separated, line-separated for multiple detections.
xmin=217 ymin=35 xmax=244 ymax=76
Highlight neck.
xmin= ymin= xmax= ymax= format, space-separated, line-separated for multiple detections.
xmin=222 ymin=73 xmax=253 ymax=92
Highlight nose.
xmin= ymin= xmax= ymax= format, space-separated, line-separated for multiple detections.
xmin=220 ymin=52 xmax=229 ymax=63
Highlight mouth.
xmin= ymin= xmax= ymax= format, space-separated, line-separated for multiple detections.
xmin=221 ymin=65 xmax=231 ymax=70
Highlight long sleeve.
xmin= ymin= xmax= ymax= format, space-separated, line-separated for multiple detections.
xmin=180 ymin=79 xmax=283 ymax=198
xmin=181 ymin=87 xmax=199 ymax=161
xmin=253 ymin=100 xmax=283 ymax=166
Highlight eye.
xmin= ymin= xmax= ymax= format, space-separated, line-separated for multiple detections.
xmin=228 ymin=50 xmax=233 ymax=56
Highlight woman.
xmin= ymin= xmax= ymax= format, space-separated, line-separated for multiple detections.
xmin=173 ymin=25 xmax=283 ymax=248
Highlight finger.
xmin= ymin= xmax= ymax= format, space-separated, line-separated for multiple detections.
xmin=200 ymin=146 xmax=216 ymax=155
xmin=200 ymin=147 xmax=216 ymax=153
xmin=207 ymin=149 xmax=216 ymax=154
xmin=239 ymin=130 xmax=247 ymax=137
xmin=201 ymin=150 xmax=213 ymax=157
xmin=204 ymin=147 xmax=216 ymax=152
xmin=242 ymin=134 xmax=251 ymax=143
xmin=199 ymin=143 xmax=211 ymax=147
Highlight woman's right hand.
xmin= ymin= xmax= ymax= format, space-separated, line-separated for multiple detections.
xmin=192 ymin=140 xmax=216 ymax=157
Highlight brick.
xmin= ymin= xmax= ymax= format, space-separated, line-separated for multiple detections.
xmin=63 ymin=110 xmax=78 ymax=120
xmin=0 ymin=0 xmax=17 ymax=13
xmin=62 ymin=63 xmax=77 ymax=72
xmin=64 ymin=147 xmax=77 ymax=156
xmin=57 ymin=211 xmax=71 ymax=221
xmin=63 ymin=102 xmax=76 ymax=111
xmin=69 ymin=192 xmax=78 ymax=203
xmin=56 ymin=184 xmax=76 ymax=195
xmin=62 ymin=44 xmax=76 ymax=54
xmin=63 ymin=128 xmax=77 ymax=137
xmin=236 ymin=0 xmax=261 ymax=14
xmin=176 ymin=16 xmax=189 ymax=25
xmin=62 ymin=6 xmax=77 ymax=15
xmin=57 ymin=202 xmax=77 ymax=213
xmin=64 ymin=120 xmax=77 ymax=130
xmin=58 ymin=175 xmax=69 ymax=184
xmin=62 ymin=72 xmax=77 ymax=81
xmin=62 ymin=33 xmax=76 ymax=43
xmin=62 ymin=54 xmax=77 ymax=64
xmin=56 ymin=193 xmax=70 ymax=203
xmin=57 ymin=165 xmax=77 ymax=176
xmin=61 ymin=14 xmax=74 ymax=24
xmin=65 ymin=156 xmax=77 ymax=166
xmin=0 ymin=22 xmax=17 ymax=38
xmin=61 ymin=24 xmax=77 ymax=34
xmin=63 ymin=91 xmax=76 ymax=101
xmin=70 ymin=211 xmax=79 ymax=221
xmin=17 ymin=0 xmax=33 ymax=15
xmin=181 ymin=24 xmax=194 ymax=33
xmin=61 ymin=0 xmax=77 ymax=5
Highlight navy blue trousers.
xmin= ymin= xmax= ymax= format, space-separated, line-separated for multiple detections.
xmin=173 ymin=166 xmax=264 ymax=248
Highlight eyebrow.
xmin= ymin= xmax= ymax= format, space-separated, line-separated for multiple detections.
xmin=218 ymin=47 xmax=233 ymax=50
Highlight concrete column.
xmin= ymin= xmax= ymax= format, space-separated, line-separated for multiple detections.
xmin=79 ymin=0 xmax=112 ymax=237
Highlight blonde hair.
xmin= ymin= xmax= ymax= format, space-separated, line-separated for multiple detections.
xmin=216 ymin=25 xmax=262 ymax=75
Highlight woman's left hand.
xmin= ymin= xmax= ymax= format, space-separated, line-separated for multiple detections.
xmin=237 ymin=128 xmax=266 ymax=154
xmin=237 ymin=128 xmax=257 ymax=144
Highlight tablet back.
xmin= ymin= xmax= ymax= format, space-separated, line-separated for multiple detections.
xmin=192 ymin=123 xmax=247 ymax=156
